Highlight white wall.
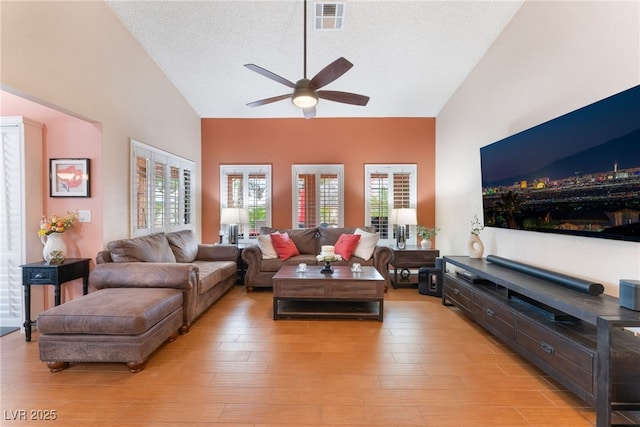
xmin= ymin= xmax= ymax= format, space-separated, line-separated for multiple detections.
xmin=1 ymin=1 xmax=202 ymax=244
xmin=436 ymin=1 xmax=640 ymax=296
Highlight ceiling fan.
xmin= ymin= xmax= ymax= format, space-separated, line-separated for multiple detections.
xmin=244 ymin=0 xmax=369 ymax=119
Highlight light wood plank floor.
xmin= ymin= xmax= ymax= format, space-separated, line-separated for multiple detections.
xmin=2 ymin=285 xmax=638 ymax=426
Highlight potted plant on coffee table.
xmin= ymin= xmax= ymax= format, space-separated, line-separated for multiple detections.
xmin=416 ymin=225 xmax=439 ymax=249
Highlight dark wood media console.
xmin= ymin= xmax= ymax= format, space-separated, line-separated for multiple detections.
xmin=442 ymin=256 xmax=640 ymax=427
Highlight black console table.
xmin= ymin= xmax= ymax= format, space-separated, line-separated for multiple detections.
xmin=21 ymin=258 xmax=91 ymax=342
xmin=442 ymin=256 xmax=640 ymax=427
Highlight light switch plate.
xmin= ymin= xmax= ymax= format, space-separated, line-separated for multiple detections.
xmin=78 ymin=210 xmax=91 ymax=222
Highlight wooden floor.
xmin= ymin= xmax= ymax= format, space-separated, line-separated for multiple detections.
xmin=1 ymin=285 xmax=638 ymax=426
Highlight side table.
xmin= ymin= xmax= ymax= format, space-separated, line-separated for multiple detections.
xmin=21 ymin=258 xmax=91 ymax=342
xmin=389 ymin=246 xmax=440 ymax=288
xmin=236 ymin=243 xmax=252 ymax=284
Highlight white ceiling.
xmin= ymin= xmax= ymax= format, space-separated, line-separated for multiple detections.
xmin=107 ymin=0 xmax=524 ymax=119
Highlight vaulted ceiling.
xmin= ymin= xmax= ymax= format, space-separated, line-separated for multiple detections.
xmin=107 ymin=1 xmax=524 ymax=119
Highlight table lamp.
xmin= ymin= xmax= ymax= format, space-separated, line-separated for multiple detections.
xmin=390 ymin=208 xmax=417 ymax=249
xmin=220 ymin=207 xmax=248 ymax=245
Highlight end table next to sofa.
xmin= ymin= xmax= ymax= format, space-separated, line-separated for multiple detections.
xmin=389 ymin=246 xmax=439 ymax=288
xmin=21 ymin=258 xmax=91 ymax=342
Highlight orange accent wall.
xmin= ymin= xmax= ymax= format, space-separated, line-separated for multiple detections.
xmin=201 ymin=117 xmax=436 ymax=242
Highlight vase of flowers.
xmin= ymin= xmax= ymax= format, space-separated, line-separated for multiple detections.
xmin=416 ymin=225 xmax=439 ymax=249
xmin=468 ymin=214 xmax=485 ymax=258
xmin=316 ymin=254 xmax=343 ymax=274
xmin=39 ymin=212 xmax=78 ymax=264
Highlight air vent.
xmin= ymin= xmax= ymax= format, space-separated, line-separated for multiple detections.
xmin=315 ymin=2 xmax=345 ymax=30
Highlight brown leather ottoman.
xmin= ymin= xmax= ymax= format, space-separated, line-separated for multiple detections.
xmin=37 ymin=287 xmax=183 ymax=373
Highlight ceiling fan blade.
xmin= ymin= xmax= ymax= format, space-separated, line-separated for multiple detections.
xmin=318 ymin=90 xmax=370 ymax=106
xmin=303 ymin=106 xmax=316 ymax=119
xmin=308 ymin=57 xmax=353 ymax=90
xmin=246 ymin=94 xmax=292 ymax=107
xmin=244 ymin=64 xmax=296 ymax=89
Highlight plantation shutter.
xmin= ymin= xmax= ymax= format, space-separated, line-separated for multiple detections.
xmin=0 ymin=122 xmax=24 ymax=327
xmin=368 ymin=172 xmax=390 ymax=239
xmin=225 ymin=173 xmax=245 ymax=237
xmin=220 ymin=166 xmax=271 ymax=241
xmin=0 ymin=117 xmax=43 ymax=328
xmin=320 ymin=173 xmax=339 ymax=227
xmin=131 ymin=140 xmax=195 ymax=236
xmin=226 ymin=174 xmax=244 ymax=207
xmin=393 ymin=172 xmax=411 ymax=209
xmin=153 ymin=154 xmax=167 ymax=229
xmin=133 ymin=148 xmax=151 ymax=233
xmin=292 ymin=165 xmax=343 ymax=228
xmin=364 ymin=165 xmax=417 ymax=244
xmin=183 ymin=168 xmax=192 ymax=226
xmin=297 ymin=174 xmax=316 ymax=228
xmin=168 ymin=164 xmax=180 ymax=226
xmin=247 ymin=173 xmax=268 ymax=235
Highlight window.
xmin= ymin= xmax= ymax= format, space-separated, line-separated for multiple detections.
xmin=364 ymin=164 xmax=417 ymax=244
xmin=220 ymin=165 xmax=271 ymax=242
xmin=292 ymin=165 xmax=344 ymax=228
xmin=131 ymin=140 xmax=195 ymax=236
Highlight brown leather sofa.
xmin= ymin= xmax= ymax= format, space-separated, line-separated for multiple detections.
xmin=242 ymin=227 xmax=393 ymax=292
xmin=91 ymin=230 xmax=238 ymax=332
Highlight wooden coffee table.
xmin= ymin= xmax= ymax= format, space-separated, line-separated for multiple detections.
xmin=272 ymin=265 xmax=385 ymax=321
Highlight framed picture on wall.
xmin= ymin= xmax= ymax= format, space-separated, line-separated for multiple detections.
xmin=50 ymin=158 xmax=90 ymax=197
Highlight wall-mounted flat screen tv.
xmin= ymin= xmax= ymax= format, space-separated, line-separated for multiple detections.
xmin=480 ymin=85 xmax=640 ymax=242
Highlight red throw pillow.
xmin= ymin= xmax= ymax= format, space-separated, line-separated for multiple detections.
xmin=270 ymin=232 xmax=300 ymax=260
xmin=334 ymin=233 xmax=361 ymax=260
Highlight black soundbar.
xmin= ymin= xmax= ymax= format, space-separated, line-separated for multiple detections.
xmin=486 ymin=255 xmax=605 ymax=296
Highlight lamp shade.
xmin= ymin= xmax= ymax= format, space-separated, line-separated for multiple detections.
xmin=390 ymin=208 xmax=417 ymax=225
xmin=220 ymin=207 xmax=248 ymax=225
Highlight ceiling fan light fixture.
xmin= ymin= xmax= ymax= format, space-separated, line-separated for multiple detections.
xmin=292 ymin=88 xmax=318 ymax=108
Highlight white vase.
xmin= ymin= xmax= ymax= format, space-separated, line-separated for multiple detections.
xmin=420 ymin=239 xmax=432 ymax=249
xmin=41 ymin=232 xmax=67 ymax=264
xmin=468 ymin=234 xmax=484 ymax=259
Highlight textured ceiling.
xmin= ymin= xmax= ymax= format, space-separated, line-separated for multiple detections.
xmin=107 ymin=0 xmax=524 ymax=119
